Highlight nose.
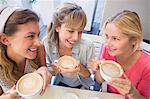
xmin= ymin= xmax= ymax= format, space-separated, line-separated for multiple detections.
xmin=105 ymin=38 xmax=112 ymax=47
xmin=34 ymin=37 xmax=41 ymax=46
xmin=72 ymin=32 xmax=79 ymax=41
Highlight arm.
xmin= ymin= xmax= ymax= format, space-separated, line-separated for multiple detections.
xmin=78 ymin=64 xmax=90 ymax=77
xmin=95 ymin=69 xmax=104 ymax=83
xmin=78 ymin=41 xmax=95 ymax=77
xmin=90 ymin=58 xmax=104 ymax=83
xmin=108 ymin=74 xmax=146 ymax=99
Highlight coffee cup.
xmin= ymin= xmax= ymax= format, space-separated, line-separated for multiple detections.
xmin=55 ymin=55 xmax=76 ymax=69
xmin=16 ymin=73 xmax=43 ymax=98
xmin=99 ymin=60 xmax=123 ymax=81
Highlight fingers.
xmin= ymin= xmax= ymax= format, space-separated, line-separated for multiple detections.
xmin=9 ymin=86 xmax=20 ymax=99
xmin=108 ymin=78 xmax=131 ymax=95
xmin=90 ymin=58 xmax=100 ymax=71
xmin=35 ymin=66 xmax=52 ymax=95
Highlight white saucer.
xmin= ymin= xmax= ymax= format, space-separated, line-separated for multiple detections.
xmin=60 ymin=92 xmax=79 ymax=99
xmin=87 ymin=96 xmax=100 ymax=99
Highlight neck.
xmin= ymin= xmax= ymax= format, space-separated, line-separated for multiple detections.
xmin=116 ymin=50 xmax=141 ymax=70
xmin=58 ymin=43 xmax=72 ymax=56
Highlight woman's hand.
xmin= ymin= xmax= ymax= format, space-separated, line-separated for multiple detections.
xmin=108 ymin=74 xmax=131 ymax=95
xmin=1 ymin=86 xmax=20 ymax=99
xmin=108 ymin=74 xmax=145 ymax=99
xmin=90 ymin=57 xmax=101 ymax=72
xmin=90 ymin=58 xmax=105 ymax=83
xmin=34 ymin=66 xmax=52 ymax=95
xmin=59 ymin=61 xmax=81 ymax=76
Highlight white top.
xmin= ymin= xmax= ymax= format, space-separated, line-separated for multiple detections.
xmin=43 ymin=38 xmax=95 ymax=88
xmin=0 ymin=60 xmax=36 ymax=93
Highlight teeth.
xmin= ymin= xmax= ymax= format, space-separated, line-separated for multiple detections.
xmin=69 ymin=41 xmax=75 ymax=44
xmin=29 ymin=48 xmax=37 ymax=51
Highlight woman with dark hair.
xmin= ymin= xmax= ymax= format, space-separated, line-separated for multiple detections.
xmin=0 ymin=7 xmax=51 ymax=98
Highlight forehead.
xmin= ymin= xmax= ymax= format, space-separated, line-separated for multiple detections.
xmin=61 ymin=23 xmax=84 ymax=31
xmin=14 ymin=22 xmax=40 ymax=36
xmin=104 ymin=23 xmax=128 ymax=38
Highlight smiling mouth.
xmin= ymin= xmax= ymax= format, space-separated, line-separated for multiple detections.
xmin=28 ymin=48 xmax=37 ymax=52
xmin=67 ymin=40 xmax=76 ymax=45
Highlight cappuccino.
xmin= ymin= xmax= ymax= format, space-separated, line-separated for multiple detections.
xmin=57 ymin=56 xmax=76 ymax=69
xmin=99 ymin=60 xmax=123 ymax=81
xmin=16 ymin=73 xmax=43 ymax=98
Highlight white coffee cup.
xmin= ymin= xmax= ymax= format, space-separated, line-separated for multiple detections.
xmin=16 ymin=73 xmax=43 ymax=99
xmin=55 ymin=55 xmax=76 ymax=69
xmin=99 ymin=60 xmax=123 ymax=81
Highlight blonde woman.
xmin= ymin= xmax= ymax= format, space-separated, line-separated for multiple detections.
xmin=43 ymin=3 xmax=95 ymax=89
xmin=0 ymin=7 xmax=51 ymax=99
xmin=91 ymin=10 xmax=150 ymax=99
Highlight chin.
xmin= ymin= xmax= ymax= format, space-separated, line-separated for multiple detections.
xmin=27 ymin=55 xmax=37 ymax=60
xmin=66 ymin=44 xmax=73 ymax=49
xmin=108 ymin=51 xmax=116 ymax=56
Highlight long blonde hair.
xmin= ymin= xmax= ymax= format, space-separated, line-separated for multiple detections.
xmin=0 ymin=8 xmax=40 ymax=84
xmin=103 ymin=10 xmax=143 ymax=52
xmin=47 ymin=2 xmax=87 ymax=46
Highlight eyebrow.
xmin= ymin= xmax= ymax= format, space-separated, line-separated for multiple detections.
xmin=27 ymin=32 xmax=40 ymax=35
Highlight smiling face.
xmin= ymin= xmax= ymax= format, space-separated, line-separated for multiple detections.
xmin=6 ymin=21 xmax=40 ymax=60
xmin=56 ymin=24 xmax=83 ymax=48
xmin=104 ymin=23 xmax=134 ymax=57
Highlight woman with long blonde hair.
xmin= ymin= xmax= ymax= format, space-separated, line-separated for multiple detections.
xmin=43 ymin=3 xmax=95 ymax=89
xmin=91 ymin=10 xmax=150 ymax=99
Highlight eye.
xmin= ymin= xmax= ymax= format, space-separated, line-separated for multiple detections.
xmin=78 ymin=31 xmax=83 ymax=34
xmin=27 ymin=35 xmax=34 ymax=39
xmin=68 ymin=30 xmax=74 ymax=33
xmin=105 ymin=34 xmax=109 ymax=39
xmin=112 ymin=37 xmax=120 ymax=41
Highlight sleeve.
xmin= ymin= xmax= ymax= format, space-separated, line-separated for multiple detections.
xmin=86 ymin=43 xmax=95 ymax=68
xmin=137 ymin=65 xmax=150 ymax=99
xmin=78 ymin=40 xmax=95 ymax=68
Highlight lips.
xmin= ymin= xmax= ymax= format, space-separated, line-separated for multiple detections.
xmin=67 ymin=40 xmax=76 ymax=45
xmin=28 ymin=48 xmax=37 ymax=52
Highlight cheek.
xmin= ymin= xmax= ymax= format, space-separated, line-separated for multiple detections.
xmin=12 ymin=40 xmax=30 ymax=51
xmin=117 ymin=42 xmax=131 ymax=52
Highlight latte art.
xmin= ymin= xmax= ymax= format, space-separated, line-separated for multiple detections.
xmin=58 ymin=56 xmax=76 ymax=69
xmin=99 ymin=60 xmax=123 ymax=81
xmin=102 ymin=63 xmax=120 ymax=77
xmin=16 ymin=73 xmax=43 ymax=98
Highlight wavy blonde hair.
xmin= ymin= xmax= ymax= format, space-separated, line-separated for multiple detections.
xmin=0 ymin=8 xmax=40 ymax=84
xmin=102 ymin=10 xmax=143 ymax=52
xmin=47 ymin=2 xmax=87 ymax=46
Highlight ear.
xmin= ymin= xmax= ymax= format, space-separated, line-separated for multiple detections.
xmin=0 ymin=32 xmax=10 ymax=45
xmin=130 ymin=37 xmax=137 ymax=47
xmin=56 ymin=27 xmax=61 ymax=33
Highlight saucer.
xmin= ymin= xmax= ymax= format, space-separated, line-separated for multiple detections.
xmin=87 ymin=96 xmax=100 ymax=99
xmin=60 ymin=92 xmax=79 ymax=99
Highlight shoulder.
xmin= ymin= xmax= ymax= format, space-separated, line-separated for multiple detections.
xmin=136 ymin=51 xmax=150 ymax=74
xmin=43 ymin=36 xmax=56 ymax=47
xmin=140 ymin=51 xmax=150 ymax=65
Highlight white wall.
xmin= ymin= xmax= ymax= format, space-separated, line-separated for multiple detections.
xmin=100 ymin=0 xmax=150 ymax=40
xmin=32 ymin=0 xmax=96 ymax=31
